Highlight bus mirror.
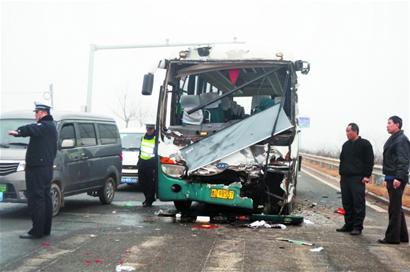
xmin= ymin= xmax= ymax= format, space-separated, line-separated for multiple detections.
xmin=142 ymin=73 xmax=154 ymax=95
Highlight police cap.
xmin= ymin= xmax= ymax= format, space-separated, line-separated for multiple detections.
xmin=145 ymin=123 xmax=155 ymax=129
xmin=34 ymin=102 xmax=51 ymax=112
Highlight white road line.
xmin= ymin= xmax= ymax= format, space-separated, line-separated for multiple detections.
xmin=302 ymin=168 xmax=387 ymax=213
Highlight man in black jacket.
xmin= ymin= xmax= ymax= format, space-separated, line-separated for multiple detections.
xmin=9 ymin=102 xmax=57 ymax=239
xmin=378 ymin=116 xmax=409 ymax=244
xmin=337 ymin=123 xmax=374 ymax=235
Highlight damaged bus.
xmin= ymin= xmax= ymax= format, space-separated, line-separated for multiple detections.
xmin=142 ymin=46 xmax=310 ymax=214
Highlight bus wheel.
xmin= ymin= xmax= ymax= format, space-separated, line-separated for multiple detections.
xmin=174 ymin=200 xmax=192 ymax=211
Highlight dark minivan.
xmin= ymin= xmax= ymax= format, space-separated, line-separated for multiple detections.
xmin=0 ymin=111 xmax=122 ymax=216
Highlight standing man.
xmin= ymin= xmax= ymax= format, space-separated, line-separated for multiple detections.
xmin=9 ymin=102 xmax=57 ymax=239
xmin=137 ymin=124 xmax=157 ymax=207
xmin=379 ymin=116 xmax=409 ymax=244
xmin=337 ymin=123 xmax=374 ymax=235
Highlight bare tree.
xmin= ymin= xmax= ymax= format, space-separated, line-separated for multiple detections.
xmin=112 ymin=93 xmax=137 ymax=128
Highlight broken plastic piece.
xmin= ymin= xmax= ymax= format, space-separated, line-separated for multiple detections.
xmin=116 ymin=264 xmax=136 ymax=272
xmin=192 ymin=224 xmax=220 ymax=230
xmin=303 ymin=219 xmax=315 ymax=225
xmin=335 ymin=207 xmax=346 ymax=215
xmin=310 ymin=247 xmax=324 ymax=252
xmin=271 ymin=224 xmax=287 ymax=230
xmin=248 ymin=220 xmax=272 ymax=228
xmin=276 ymin=238 xmax=314 ymax=246
xmin=196 ymin=216 xmax=210 ymax=223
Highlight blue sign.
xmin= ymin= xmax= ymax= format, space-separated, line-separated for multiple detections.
xmin=216 ymin=163 xmax=229 ymax=170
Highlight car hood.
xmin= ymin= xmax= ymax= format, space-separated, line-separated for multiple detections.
xmin=0 ymin=147 xmax=26 ymax=161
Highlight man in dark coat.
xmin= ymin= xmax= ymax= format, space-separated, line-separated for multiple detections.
xmin=337 ymin=123 xmax=374 ymax=235
xmin=378 ymin=116 xmax=409 ymax=244
xmin=9 ymin=102 xmax=57 ymax=239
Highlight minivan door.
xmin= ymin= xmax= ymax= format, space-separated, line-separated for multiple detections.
xmin=59 ymin=123 xmax=90 ymax=193
xmin=74 ymin=122 xmax=98 ymax=189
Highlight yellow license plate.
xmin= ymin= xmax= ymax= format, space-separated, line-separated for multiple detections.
xmin=210 ymin=189 xmax=234 ymax=200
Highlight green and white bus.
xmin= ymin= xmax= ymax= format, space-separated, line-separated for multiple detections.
xmin=142 ymin=46 xmax=310 ymax=214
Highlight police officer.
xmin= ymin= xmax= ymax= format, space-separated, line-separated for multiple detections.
xmin=9 ymin=102 xmax=57 ymax=239
xmin=137 ymin=124 xmax=157 ymax=207
xmin=378 ymin=116 xmax=409 ymax=244
xmin=337 ymin=123 xmax=374 ymax=235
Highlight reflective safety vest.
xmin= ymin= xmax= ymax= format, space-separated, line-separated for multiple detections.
xmin=139 ymin=136 xmax=156 ymax=160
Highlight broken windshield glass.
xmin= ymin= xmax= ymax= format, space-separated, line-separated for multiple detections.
xmin=180 ymin=103 xmax=292 ymax=173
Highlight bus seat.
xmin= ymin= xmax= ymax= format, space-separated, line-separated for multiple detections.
xmin=180 ymin=95 xmax=203 ymax=125
xmin=200 ymin=93 xmax=224 ymax=123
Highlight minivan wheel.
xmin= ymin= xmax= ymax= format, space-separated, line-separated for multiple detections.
xmin=51 ymin=183 xmax=62 ymax=217
xmin=173 ymin=200 xmax=192 ymax=211
xmin=99 ymin=177 xmax=116 ymax=204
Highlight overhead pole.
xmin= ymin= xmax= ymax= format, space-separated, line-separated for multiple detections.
xmin=85 ymin=38 xmax=244 ymax=112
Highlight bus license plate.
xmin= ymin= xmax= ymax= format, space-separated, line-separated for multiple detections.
xmin=210 ymin=189 xmax=234 ymax=200
xmin=121 ymin=177 xmax=137 ymax=184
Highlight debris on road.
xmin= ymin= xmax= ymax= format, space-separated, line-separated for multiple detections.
xmin=41 ymin=242 xmax=50 ymax=248
xmin=248 ymin=220 xmax=272 ymax=228
xmin=335 ymin=207 xmax=346 ymax=215
xmin=155 ymin=209 xmax=177 ymax=217
xmin=196 ymin=216 xmax=210 ymax=223
xmin=276 ymin=238 xmax=314 ymax=246
xmin=192 ymin=224 xmax=220 ymax=230
xmin=310 ymin=247 xmax=324 ymax=252
xmin=116 ymin=264 xmax=136 ymax=272
xmin=303 ymin=219 xmax=315 ymax=225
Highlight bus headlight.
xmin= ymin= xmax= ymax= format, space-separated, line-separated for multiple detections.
xmin=161 ymin=164 xmax=186 ymax=178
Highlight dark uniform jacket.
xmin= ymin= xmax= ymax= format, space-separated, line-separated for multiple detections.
xmin=16 ymin=115 xmax=57 ymax=167
xmin=339 ymin=137 xmax=374 ymax=177
xmin=383 ymin=130 xmax=410 ymax=182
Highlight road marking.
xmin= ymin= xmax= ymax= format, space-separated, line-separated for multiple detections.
xmin=302 ymin=168 xmax=387 ymax=213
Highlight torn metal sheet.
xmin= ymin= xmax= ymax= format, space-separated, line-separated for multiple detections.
xmin=180 ymin=103 xmax=292 ymax=173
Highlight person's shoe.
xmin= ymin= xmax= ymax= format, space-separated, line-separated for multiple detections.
xmin=378 ymin=239 xmax=400 ymax=244
xmin=19 ymin=233 xmax=42 ymax=239
xmin=336 ymin=225 xmax=352 ymax=232
xmin=350 ymin=229 xmax=362 ymax=235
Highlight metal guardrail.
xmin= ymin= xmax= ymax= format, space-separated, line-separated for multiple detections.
xmin=300 ymin=152 xmax=409 ymax=185
xmin=300 ymin=152 xmax=410 ymax=212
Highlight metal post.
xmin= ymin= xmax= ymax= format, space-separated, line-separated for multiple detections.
xmin=49 ymin=84 xmax=54 ymax=108
xmin=86 ymin=44 xmax=96 ymax=112
xmin=85 ymin=39 xmax=244 ymax=113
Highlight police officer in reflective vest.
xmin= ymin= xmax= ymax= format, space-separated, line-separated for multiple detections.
xmin=138 ymin=124 xmax=157 ymax=207
xmin=8 ymin=102 xmax=57 ymax=239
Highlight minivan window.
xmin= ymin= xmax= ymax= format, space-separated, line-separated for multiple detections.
xmin=78 ymin=123 xmax=97 ymax=146
xmin=60 ymin=124 xmax=76 ymax=145
xmin=98 ymin=124 xmax=119 ymax=145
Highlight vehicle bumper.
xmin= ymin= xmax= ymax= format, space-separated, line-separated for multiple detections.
xmin=157 ymin=172 xmax=253 ymax=209
xmin=0 ymin=171 xmax=27 ymax=203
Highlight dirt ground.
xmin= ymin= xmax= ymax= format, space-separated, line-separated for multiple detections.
xmin=303 ymin=160 xmax=410 ymax=208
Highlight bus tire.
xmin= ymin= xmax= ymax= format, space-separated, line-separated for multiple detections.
xmin=174 ymin=200 xmax=192 ymax=211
